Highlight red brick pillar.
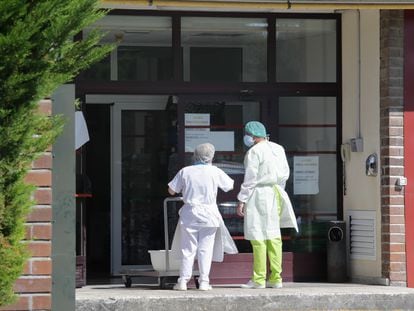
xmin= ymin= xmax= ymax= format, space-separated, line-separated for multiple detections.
xmin=0 ymin=99 xmax=53 ymax=310
xmin=380 ymin=10 xmax=407 ymax=287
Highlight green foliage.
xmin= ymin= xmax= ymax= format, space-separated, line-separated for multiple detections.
xmin=0 ymin=0 xmax=114 ymax=306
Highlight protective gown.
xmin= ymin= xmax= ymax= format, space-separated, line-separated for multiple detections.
xmin=169 ymin=165 xmax=238 ymax=265
xmin=237 ymin=140 xmax=298 ymax=241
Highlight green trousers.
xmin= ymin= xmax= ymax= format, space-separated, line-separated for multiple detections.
xmin=250 ymin=185 xmax=282 ymax=285
xmin=250 ymin=238 xmax=283 ymax=285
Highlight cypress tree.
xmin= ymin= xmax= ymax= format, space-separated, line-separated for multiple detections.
xmin=0 ymin=0 xmax=114 ymax=306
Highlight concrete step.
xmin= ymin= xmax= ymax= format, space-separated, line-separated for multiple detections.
xmin=76 ymin=282 xmax=414 ymax=311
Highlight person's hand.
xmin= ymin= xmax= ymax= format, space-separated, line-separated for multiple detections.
xmin=237 ymin=202 xmax=245 ymax=217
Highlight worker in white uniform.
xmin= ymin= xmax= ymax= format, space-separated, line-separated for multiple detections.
xmin=237 ymin=121 xmax=298 ymax=289
xmin=168 ymin=143 xmax=237 ymax=291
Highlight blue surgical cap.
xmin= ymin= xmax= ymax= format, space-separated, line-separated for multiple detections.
xmin=245 ymin=121 xmax=267 ymax=138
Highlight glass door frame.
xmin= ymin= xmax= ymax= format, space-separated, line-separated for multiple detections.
xmin=110 ymin=97 xmax=169 ymax=274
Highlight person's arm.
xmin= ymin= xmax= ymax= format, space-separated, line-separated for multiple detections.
xmin=167 ymin=169 xmax=183 ymax=196
xmin=217 ymin=168 xmax=234 ymax=193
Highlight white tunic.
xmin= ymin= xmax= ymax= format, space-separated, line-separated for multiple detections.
xmin=169 ymin=164 xmax=238 ymax=261
xmin=237 ymin=141 xmax=298 ymax=241
xmin=168 ymin=164 xmax=234 ymax=228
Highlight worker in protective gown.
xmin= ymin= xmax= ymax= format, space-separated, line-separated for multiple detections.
xmin=237 ymin=121 xmax=298 ymax=289
xmin=168 ymin=143 xmax=238 ymax=291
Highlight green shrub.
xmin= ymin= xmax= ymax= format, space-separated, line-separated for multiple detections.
xmin=0 ymin=0 xmax=114 ymax=306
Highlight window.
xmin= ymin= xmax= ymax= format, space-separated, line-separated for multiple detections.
xmin=276 ymin=19 xmax=337 ymax=82
xmin=181 ymin=17 xmax=267 ymax=82
xmin=82 ymin=15 xmax=172 ymax=81
xmin=278 ymin=96 xmax=337 ymax=253
xmin=81 ymin=55 xmax=110 ymax=81
xmin=82 ymin=14 xmax=338 ymax=84
xmin=190 ymin=47 xmax=242 ymax=82
xmin=118 ymin=46 xmax=173 ymax=81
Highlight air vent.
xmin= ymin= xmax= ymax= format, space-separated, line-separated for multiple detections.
xmin=348 ymin=210 xmax=376 ymax=260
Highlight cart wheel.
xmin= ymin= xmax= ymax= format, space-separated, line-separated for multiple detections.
xmin=160 ymin=277 xmax=167 ymax=289
xmin=123 ymin=276 xmax=132 ymax=288
xmin=194 ymin=276 xmax=200 ymax=289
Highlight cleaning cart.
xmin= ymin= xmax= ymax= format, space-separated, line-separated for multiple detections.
xmin=120 ymin=197 xmax=199 ymax=289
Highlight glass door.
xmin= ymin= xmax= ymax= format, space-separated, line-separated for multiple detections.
xmin=176 ymin=95 xmax=339 ymax=259
xmin=274 ymin=96 xmax=339 ymax=256
xmin=111 ymin=97 xmax=173 ymax=274
xmin=177 ymin=95 xmax=264 ymax=252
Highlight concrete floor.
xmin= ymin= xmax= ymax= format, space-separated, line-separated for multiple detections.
xmin=76 ymin=281 xmax=414 ymax=311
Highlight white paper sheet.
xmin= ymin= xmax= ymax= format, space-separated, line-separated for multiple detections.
xmin=184 ymin=113 xmax=210 ymax=126
xmin=293 ymin=156 xmax=319 ymax=195
xmin=185 ymin=129 xmax=234 ymax=152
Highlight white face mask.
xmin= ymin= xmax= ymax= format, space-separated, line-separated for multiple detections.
xmin=243 ymin=135 xmax=255 ymax=147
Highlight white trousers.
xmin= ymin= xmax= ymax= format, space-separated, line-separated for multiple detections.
xmin=178 ymin=225 xmax=217 ymax=284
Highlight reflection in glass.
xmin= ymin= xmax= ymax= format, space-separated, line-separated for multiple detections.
xmin=183 ymin=100 xmax=260 ymax=166
xmin=84 ymin=15 xmax=172 ymax=81
xmin=118 ymin=46 xmax=173 ymax=81
xmin=190 ymin=47 xmax=242 ymax=82
xmin=278 ymin=96 xmax=337 ymax=152
xmin=121 ymin=110 xmax=169 ymax=265
xmin=182 ymin=17 xmax=267 ymax=82
xmin=276 ymin=18 xmax=336 ymax=82
xmin=81 ymin=55 xmax=110 ymax=80
xmin=183 ymin=98 xmax=260 ymax=253
xmin=283 ymin=154 xmax=337 ymax=253
xmin=285 ymin=154 xmax=337 ymax=217
xmin=277 ymin=96 xmax=337 ymax=254
xmin=279 ymin=127 xmax=336 ymax=152
xmin=279 ymin=97 xmax=336 ymax=125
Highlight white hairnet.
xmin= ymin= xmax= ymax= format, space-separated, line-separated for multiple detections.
xmin=193 ymin=143 xmax=215 ymax=164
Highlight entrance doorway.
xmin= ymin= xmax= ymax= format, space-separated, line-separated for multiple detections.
xmin=78 ymin=10 xmax=340 ymax=281
xmin=84 ymin=95 xmax=174 ymax=277
xmin=83 ymin=93 xmax=339 ymax=280
xmin=111 ymin=98 xmax=173 ymax=274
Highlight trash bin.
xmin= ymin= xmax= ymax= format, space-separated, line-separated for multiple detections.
xmin=327 ymin=221 xmax=347 ymax=283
